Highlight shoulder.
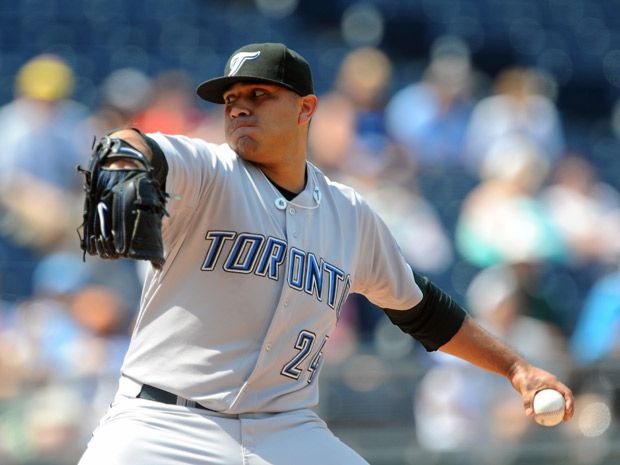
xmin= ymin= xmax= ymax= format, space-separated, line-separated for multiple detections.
xmin=147 ymin=132 xmax=238 ymax=166
xmin=309 ymin=163 xmax=369 ymax=209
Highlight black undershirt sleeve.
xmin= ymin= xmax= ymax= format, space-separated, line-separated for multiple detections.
xmin=382 ymin=271 xmax=468 ymax=352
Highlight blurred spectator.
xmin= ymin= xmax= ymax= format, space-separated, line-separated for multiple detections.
xmin=0 ymin=54 xmax=91 ymax=301
xmin=1 ymin=252 xmax=130 ymax=384
xmin=384 ymin=35 xmax=481 ymax=168
xmin=87 ymin=67 xmax=153 ymax=135
xmin=362 ymin=184 xmax=454 ymax=276
xmin=463 ymin=67 xmax=565 ymax=175
xmin=455 ymin=135 xmax=565 ymax=267
xmin=0 ymin=54 xmax=90 ymax=192
xmin=130 ymin=69 xmax=224 ymax=143
xmin=309 ymin=46 xmax=406 ymax=183
xmin=0 ymin=251 xmax=133 ymax=464
xmin=570 ymin=267 xmax=620 ymax=365
xmin=466 ymin=264 xmax=568 ymax=368
xmin=540 ymin=154 xmax=620 ymax=267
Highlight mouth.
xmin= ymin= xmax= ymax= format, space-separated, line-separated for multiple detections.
xmin=229 ymin=122 xmax=259 ymax=143
xmin=231 ymin=126 xmax=256 ymax=141
xmin=229 ymin=118 xmax=257 ymax=132
xmin=233 ymin=124 xmax=254 ymax=132
xmin=227 ymin=122 xmax=258 ymax=150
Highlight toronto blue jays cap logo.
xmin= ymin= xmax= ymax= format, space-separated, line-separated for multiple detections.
xmin=227 ymin=51 xmax=261 ymax=77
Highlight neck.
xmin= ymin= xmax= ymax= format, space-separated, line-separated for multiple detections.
xmin=260 ymin=158 xmax=307 ymax=193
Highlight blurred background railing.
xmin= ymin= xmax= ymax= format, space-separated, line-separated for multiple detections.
xmin=0 ymin=0 xmax=619 ymax=464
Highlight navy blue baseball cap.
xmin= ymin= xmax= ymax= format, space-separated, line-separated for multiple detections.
xmin=197 ymin=43 xmax=314 ymax=104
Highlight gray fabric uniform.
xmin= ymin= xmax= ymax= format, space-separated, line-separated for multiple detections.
xmin=79 ymin=133 xmax=422 ymax=465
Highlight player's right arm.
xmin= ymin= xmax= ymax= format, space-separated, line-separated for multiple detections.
xmin=348 ymin=193 xmax=574 ymax=424
xmin=439 ymin=316 xmax=575 ymax=422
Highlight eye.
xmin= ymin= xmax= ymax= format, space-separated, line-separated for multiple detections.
xmin=224 ymin=94 xmax=236 ymax=104
xmin=252 ymin=88 xmax=266 ymax=98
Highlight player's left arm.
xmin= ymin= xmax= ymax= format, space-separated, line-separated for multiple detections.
xmin=77 ymin=128 xmax=169 ymax=268
xmin=439 ymin=316 xmax=574 ymax=422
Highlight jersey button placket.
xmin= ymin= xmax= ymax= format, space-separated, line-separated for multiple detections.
xmin=284 ymin=203 xmax=301 ymax=244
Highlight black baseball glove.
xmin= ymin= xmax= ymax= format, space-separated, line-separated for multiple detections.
xmin=77 ymin=135 xmax=169 ymax=268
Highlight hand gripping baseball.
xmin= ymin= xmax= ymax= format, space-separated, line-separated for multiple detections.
xmin=508 ymin=362 xmax=574 ymax=424
xmin=77 ymin=135 xmax=169 ymax=268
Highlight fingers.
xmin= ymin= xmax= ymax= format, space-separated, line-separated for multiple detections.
xmin=511 ymin=364 xmax=574 ymax=423
xmin=561 ymin=386 xmax=575 ymax=421
xmin=524 ymin=400 xmax=534 ymax=417
xmin=523 ymin=383 xmax=574 ymax=423
xmin=542 ymin=381 xmax=574 ymax=422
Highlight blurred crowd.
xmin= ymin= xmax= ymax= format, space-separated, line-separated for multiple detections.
xmin=0 ymin=35 xmax=619 ymax=465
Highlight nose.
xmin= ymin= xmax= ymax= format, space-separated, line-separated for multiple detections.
xmin=228 ymin=100 xmax=251 ymax=118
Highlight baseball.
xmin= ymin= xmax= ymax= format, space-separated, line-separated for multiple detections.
xmin=533 ymin=389 xmax=566 ymax=426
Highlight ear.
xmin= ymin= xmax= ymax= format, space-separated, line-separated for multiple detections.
xmin=298 ymin=95 xmax=318 ymax=125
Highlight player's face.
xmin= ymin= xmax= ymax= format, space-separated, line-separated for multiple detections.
xmin=223 ymin=82 xmax=312 ymax=164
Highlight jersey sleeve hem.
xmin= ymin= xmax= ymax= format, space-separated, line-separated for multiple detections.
xmin=382 ymin=270 xmax=468 ymax=351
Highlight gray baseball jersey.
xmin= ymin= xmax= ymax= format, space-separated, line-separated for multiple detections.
xmin=120 ymin=133 xmax=422 ymax=414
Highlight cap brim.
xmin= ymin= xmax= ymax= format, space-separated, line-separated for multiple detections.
xmin=196 ymin=75 xmax=301 ymax=103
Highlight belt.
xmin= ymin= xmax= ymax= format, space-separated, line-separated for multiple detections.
xmin=137 ymin=384 xmax=209 ymax=410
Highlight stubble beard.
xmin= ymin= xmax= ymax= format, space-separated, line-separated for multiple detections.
xmin=233 ymin=136 xmax=261 ymax=162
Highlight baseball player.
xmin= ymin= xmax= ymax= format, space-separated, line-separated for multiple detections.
xmin=77 ymin=43 xmax=574 ymax=465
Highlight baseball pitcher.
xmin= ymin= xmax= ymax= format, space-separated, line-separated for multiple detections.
xmin=77 ymin=43 xmax=574 ymax=465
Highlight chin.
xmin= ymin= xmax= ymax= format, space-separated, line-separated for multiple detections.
xmin=233 ymin=137 xmax=260 ymax=160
